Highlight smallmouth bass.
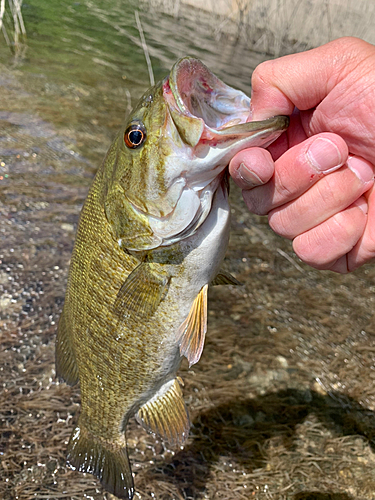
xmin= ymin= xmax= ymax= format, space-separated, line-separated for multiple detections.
xmin=56 ymin=57 xmax=288 ymax=499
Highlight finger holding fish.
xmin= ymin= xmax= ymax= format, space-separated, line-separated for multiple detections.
xmin=230 ymin=132 xmax=349 ymax=214
xmin=231 ymin=128 xmax=375 ymax=272
xmin=230 ymin=37 xmax=375 ymax=272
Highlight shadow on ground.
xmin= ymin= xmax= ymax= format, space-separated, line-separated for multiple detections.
xmin=146 ymin=388 xmax=375 ymax=498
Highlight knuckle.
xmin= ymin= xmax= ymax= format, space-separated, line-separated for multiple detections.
xmin=325 ymin=209 xmax=363 ymax=251
xmin=330 ymin=211 xmax=352 ymax=237
xmin=292 ymin=234 xmax=319 ymax=266
xmin=339 ymin=36 xmax=370 ymax=54
xmin=315 ymin=174 xmax=349 ymax=208
xmin=293 ymin=232 xmax=333 ymax=269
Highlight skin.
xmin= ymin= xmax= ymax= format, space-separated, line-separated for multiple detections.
xmin=229 ymin=37 xmax=375 ymax=273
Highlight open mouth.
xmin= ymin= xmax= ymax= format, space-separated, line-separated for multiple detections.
xmin=168 ymin=57 xmax=250 ymax=131
xmin=167 ymin=57 xmax=289 ymax=145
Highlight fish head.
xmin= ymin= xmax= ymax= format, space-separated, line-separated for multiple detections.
xmin=104 ymin=57 xmax=289 ymax=252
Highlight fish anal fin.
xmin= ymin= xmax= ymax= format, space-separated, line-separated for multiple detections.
xmin=55 ymin=306 xmax=79 ymax=386
xmin=211 ymin=271 xmax=242 ymax=286
xmin=136 ymin=378 xmax=190 ymax=448
xmin=114 ymin=262 xmax=170 ymax=320
xmin=67 ymin=424 xmax=134 ymax=500
xmin=177 ymin=284 xmax=208 ymax=367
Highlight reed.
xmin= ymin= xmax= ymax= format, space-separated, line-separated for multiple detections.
xmin=0 ymin=0 xmax=26 ymax=51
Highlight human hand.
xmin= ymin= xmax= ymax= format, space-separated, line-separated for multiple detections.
xmin=229 ymin=37 xmax=375 ymax=273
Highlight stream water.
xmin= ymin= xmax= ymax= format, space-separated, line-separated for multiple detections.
xmin=1 ymin=1 xmax=375 ymax=499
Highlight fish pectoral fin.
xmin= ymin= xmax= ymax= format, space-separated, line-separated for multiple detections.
xmin=211 ymin=271 xmax=242 ymax=286
xmin=67 ymin=424 xmax=134 ymax=500
xmin=114 ymin=262 xmax=170 ymax=319
xmin=55 ymin=306 xmax=79 ymax=386
xmin=136 ymin=378 xmax=190 ymax=448
xmin=177 ymin=284 xmax=208 ymax=367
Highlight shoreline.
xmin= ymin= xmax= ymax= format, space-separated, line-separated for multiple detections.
xmin=148 ymin=0 xmax=375 ymax=56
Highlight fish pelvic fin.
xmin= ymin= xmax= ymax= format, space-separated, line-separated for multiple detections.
xmin=67 ymin=424 xmax=134 ymax=500
xmin=177 ymin=284 xmax=208 ymax=367
xmin=114 ymin=262 xmax=170 ymax=320
xmin=211 ymin=271 xmax=242 ymax=286
xmin=136 ymin=378 xmax=190 ymax=448
xmin=55 ymin=306 xmax=79 ymax=386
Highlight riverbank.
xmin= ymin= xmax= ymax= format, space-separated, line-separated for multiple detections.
xmin=149 ymin=0 xmax=375 ymax=55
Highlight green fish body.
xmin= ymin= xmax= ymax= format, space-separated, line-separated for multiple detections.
xmin=56 ymin=57 xmax=288 ymax=499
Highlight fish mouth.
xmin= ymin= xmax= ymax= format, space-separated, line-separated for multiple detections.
xmin=167 ymin=57 xmax=289 ymax=145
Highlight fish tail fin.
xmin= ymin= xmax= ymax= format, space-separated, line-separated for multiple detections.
xmin=67 ymin=424 xmax=134 ymax=500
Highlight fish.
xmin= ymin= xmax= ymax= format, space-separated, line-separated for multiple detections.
xmin=55 ymin=57 xmax=289 ymax=499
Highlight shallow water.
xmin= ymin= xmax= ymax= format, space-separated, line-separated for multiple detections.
xmin=1 ymin=2 xmax=375 ymax=500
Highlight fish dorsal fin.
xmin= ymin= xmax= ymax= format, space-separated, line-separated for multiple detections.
xmin=211 ymin=271 xmax=242 ymax=286
xmin=136 ymin=378 xmax=190 ymax=447
xmin=55 ymin=305 xmax=79 ymax=386
xmin=114 ymin=262 xmax=170 ymax=320
xmin=177 ymin=284 xmax=208 ymax=367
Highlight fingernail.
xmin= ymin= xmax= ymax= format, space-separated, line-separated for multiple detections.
xmin=306 ymin=137 xmax=343 ymax=173
xmin=347 ymin=155 xmax=374 ymax=183
xmin=238 ymin=162 xmax=263 ymax=188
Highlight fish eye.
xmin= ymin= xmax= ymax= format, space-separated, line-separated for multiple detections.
xmin=124 ymin=122 xmax=147 ymax=149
